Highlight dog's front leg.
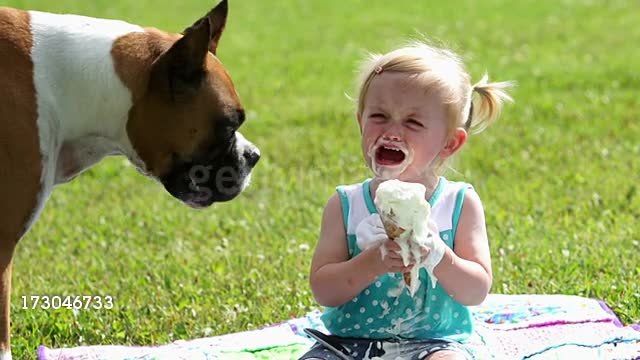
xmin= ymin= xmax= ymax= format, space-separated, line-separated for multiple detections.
xmin=0 ymin=248 xmax=14 ymax=360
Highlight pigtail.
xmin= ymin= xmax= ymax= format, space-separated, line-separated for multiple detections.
xmin=467 ymin=73 xmax=515 ymax=134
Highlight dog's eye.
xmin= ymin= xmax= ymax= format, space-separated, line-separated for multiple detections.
xmin=215 ymin=109 xmax=245 ymax=132
xmin=233 ymin=109 xmax=246 ymax=127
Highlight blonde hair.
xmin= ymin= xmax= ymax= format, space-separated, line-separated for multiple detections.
xmin=355 ymin=41 xmax=515 ymax=173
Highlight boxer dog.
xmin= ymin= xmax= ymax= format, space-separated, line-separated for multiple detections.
xmin=0 ymin=0 xmax=260 ymax=356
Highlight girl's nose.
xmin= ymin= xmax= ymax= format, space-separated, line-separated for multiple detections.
xmin=383 ymin=133 xmax=401 ymax=141
xmin=382 ymin=123 xmax=403 ymax=141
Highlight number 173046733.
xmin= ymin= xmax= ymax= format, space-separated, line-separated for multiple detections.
xmin=21 ymin=295 xmax=113 ymax=310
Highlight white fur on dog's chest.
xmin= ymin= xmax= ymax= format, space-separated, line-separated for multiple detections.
xmin=25 ymin=11 xmax=144 ymax=231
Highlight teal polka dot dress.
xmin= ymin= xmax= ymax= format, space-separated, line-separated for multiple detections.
xmin=321 ymin=177 xmax=474 ymax=341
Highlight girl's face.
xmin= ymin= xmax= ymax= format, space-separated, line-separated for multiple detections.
xmin=359 ymin=72 xmax=458 ymax=183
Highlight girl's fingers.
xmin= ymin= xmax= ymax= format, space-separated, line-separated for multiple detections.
xmin=386 ymin=252 xmax=402 ymax=260
xmin=385 ymin=241 xmax=401 ymax=251
xmin=389 ymin=265 xmax=410 ymax=271
xmin=389 ymin=262 xmax=414 ymax=272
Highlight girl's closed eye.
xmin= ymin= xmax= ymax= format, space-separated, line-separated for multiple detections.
xmin=406 ymin=118 xmax=425 ymax=129
xmin=369 ymin=113 xmax=388 ymax=122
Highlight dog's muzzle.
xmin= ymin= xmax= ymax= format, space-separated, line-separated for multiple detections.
xmin=160 ymin=132 xmax=260 ymax=208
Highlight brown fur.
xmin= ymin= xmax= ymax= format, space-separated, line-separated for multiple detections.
xmin=0 ymin=1 xmax=255 ymax=353
xmin=0 ymin=7 xmax=40 ymax=352
xmin=112 ymin=28 xmax=242 ymax=178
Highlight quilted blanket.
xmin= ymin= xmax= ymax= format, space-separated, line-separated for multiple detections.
xmin=38 ymin=294 xmax=640 ymax=360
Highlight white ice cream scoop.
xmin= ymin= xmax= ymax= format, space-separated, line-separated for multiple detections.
xmin=375 ymin=179 xmax=445 ymax=294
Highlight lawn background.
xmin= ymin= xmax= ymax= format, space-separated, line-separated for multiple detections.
xmin=5 ymin=0 xmax=639 ymax=358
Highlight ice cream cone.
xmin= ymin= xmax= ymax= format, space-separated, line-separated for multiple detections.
xmin=375 ymin=180 xmax=434 ymax=295
xmin=380 ymin=214 xmax=405 ymax=240
xmin=380 ymin=213 xmax=412 ymax=289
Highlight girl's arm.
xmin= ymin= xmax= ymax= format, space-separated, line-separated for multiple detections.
xmin=309 ymin=193 xmax=383 ymax=307
xmin=309 ymin=193 xmax=390 ymax=307
xmin=432 ymin=189 xmax=493 ymax=306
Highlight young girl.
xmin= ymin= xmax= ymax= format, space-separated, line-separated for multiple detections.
xmin=301 ymin=41 xmax=514 ymax=360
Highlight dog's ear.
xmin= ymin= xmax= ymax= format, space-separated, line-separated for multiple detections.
xmin=184 ymin=0 xmax=228 ymax=55
xmin=149 ymin=32 xmax=206 ymax=102
xmin=149 ymin=1 xmax=228 ymax=101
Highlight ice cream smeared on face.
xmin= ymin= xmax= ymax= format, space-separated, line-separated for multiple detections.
xmin=368 ymin=140 xmax=413 ymax=180
xmin=375 ymin=179 xmax=442 ymax=295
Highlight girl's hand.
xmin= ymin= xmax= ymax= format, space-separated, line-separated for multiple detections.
xmin=418 ymin=245 xmax=431 ymax=265
xmin=376 ymin=240 xmax=414 ymax=274
xmin=355 ymin=214 xmax=388 ymax=251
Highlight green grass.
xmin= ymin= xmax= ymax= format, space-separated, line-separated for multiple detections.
xmin=6 ymin=0 xmax=639 ymax=357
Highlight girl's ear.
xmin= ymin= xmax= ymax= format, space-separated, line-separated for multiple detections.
xmin=440 ymin=128 xmax=468 ymax=158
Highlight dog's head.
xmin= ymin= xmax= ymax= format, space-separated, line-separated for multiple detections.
xmin=125 ymin=0 xmax=259 ymax=208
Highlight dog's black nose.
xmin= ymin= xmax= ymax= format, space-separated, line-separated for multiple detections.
xmin=244 ymin=148 xmax=260 ymax=167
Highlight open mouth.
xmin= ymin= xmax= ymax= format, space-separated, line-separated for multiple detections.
xmin=375 ymin=145 xmax=406 ymax=166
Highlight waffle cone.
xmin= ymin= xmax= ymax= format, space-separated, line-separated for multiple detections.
xmin=381 ymin=218 xmax=405 ymax=240
xmin=380 ymin=215 xmax=411 ymax=288
xmin=403 ymin=272 xmax=411 ymax=285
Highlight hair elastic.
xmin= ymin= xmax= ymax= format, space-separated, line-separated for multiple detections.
xmin=374 ymin=65 xmax=383 ymax=74
xmin=464 ymin=101 xmax=474 ymax=130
